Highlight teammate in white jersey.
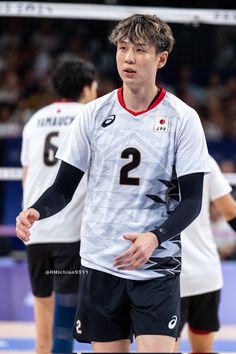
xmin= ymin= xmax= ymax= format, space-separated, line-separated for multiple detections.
xmin=176 ymin=156 xmax=236 ymax=353
xmin=16 ymin=15 xmax=210 ymax=353
xmin=21 ymin=58 xmax=97 ymax=354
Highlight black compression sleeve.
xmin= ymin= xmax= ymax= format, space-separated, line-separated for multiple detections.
xmin=228 ymin=217 xmax=236 ymax=231
xmin=30 ymin=161 xmax=84 ymax=220
xmin=151 ymin=173 xmax=204 ymax=244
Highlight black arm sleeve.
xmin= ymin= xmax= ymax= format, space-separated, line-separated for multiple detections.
xmin=30 ymin=161 xmax=84 ymax=220
xmin=151 ymin=172 xmax=204 ymax=244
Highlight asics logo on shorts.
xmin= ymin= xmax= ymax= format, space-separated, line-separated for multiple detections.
xmin=168 ymin=315 xmax=178 ymax=329
xmin=102 ymin=115 xmax=116 ymax=127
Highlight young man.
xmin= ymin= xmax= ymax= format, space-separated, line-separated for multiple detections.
xmin=21 ymin=58 xmax=97 ymax=354
xmin=176 ymin=156 xmax=236 ymax=353
xmin=16 ymin=15 xmax=210 ymax=353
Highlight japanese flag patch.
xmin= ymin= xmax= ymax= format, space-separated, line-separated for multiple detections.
xmin=153 ymin=117 xmax=169 ymax=132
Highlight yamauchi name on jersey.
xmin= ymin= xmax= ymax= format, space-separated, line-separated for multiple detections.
xmin=37 ymin=115 xmax=75 ymax=127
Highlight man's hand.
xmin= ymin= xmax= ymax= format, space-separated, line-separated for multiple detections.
xmin=16 ymin=208 xmax=40 ymax=242
xmin=113 ymin=232 xmax=159 ymax=270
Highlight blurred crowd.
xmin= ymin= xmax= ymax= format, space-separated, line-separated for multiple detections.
xmin=0 ymin=18 xmax=235 ymax=144
xmin=0 ymin=18 xmax=118 ymax=137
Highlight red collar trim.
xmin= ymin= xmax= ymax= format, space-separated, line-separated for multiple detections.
xmin=117 ymin=86 xmax=166 ymax=116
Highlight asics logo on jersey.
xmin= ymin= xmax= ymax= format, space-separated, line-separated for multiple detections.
xmin=102 ymin=115 xmax=116 ymax=127
xmin=168 ymin=315 xmax=178 ymax=329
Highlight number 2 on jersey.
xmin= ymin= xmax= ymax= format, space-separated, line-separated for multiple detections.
xmin=43 ymin=132 xmax=59 ymax=166
xmin=120 ymin=147 xmax=141 ymax=186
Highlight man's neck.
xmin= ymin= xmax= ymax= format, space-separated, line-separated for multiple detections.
xmin=122 ymin=85 xmax=160 ymax=112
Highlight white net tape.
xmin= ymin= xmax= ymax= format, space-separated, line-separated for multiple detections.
xmin=0 ymin=167 xmax=235 ymax=185
xmin=0 ymin=168 xmax=235 ymax=237
xmin=0 ymin=2 xmax=236 ymax=25
xmin=0 ymin=167 xmax=235 ymax=237
xmin=0 ymin=168 xmax=22 ymax=181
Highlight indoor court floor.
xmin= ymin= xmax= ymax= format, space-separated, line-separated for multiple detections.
xmin=0 ymin=322 xmax=236 ymax=353
xmin=0 ymin=259 xmax=235 ymax=353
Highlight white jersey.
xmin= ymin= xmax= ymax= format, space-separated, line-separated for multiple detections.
xmin=21 ymin=101 xmax=87 ymax=245
xmin=180 ymin=156 xmax=232 ymax=297
xmin=56 ymin=87 xmax=210 ymax=280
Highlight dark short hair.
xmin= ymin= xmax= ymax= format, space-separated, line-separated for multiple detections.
xmin=52 ymin=58 xmax=96 ymax=100
xmin=109 ymin=14 xmax=175 ymax=54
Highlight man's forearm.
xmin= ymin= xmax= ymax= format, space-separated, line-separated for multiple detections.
xmin=151 ymin=173 xmax=204 ymax=244
xmin=31 ymin=161 xmax=84 ymax=219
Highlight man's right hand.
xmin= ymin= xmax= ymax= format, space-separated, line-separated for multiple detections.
xmin=16 ymin=208 xmax=40 ymax=242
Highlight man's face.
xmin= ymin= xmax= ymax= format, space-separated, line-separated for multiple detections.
xmin=116 ymin=39 xmax=166 ymax=88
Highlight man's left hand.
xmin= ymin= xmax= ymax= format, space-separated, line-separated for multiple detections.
xmin=113 ymin=232 xmax=159 ymax=270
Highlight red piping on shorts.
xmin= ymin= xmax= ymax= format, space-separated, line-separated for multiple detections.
xmin=189 ymin=325 xmax=211 ymax=335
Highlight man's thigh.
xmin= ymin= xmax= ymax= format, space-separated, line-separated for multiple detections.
xmin=26 ymin=243 xmax=53 ymax=297
xmin=128 ymin=274 xmax=180 ymax=338
xmin=73 ymin=266 xmax=132 ymax=343
xmin=136 ymin=334 xmax=175 ymax=352
xmin=27 ymin=241 xmax=81 ymax=296
xmin=188 ymin=290 xmax=221 ymax=332
xmin=53 ymin=241 xmax=81 ymax=294
xmin=178 ymin=296 xmax=190 ymax=336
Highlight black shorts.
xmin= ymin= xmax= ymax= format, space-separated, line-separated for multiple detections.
xmin=73 ymin=266 xmax=180 ymax=343
xmin=178 ymin=289 xmax=221 ymax=336
xmin=26 ymin=241 xmax=81 ymax=297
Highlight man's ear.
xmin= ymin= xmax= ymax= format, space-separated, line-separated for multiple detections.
xmin=157 ymin=51 xmax=168 ymax=69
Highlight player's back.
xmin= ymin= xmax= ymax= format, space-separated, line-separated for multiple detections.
xmin=21 ymin=102 xmax=87 ymax=244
